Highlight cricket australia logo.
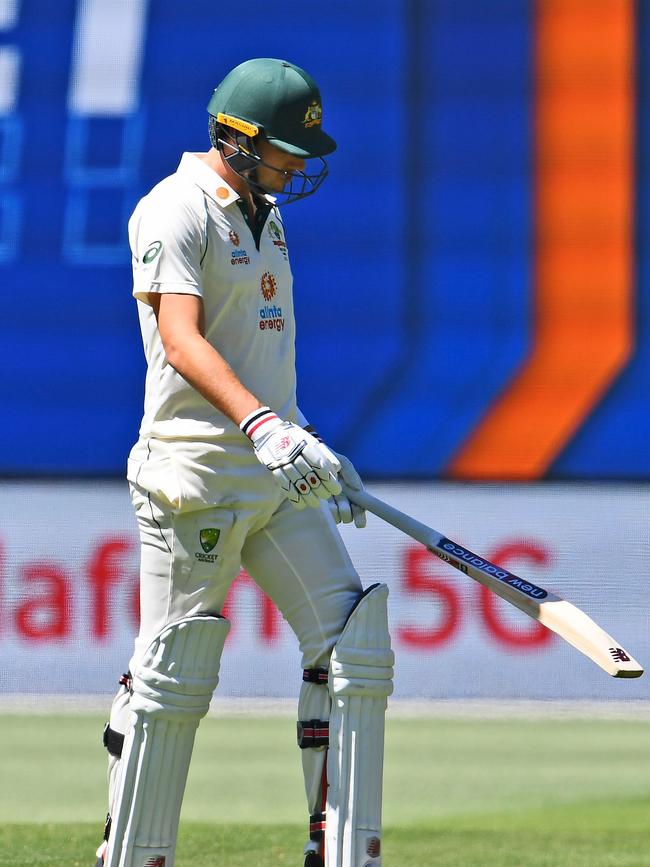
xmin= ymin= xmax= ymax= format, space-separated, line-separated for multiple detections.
xmin=196 ymin=528 xmax=220 ymax=563
xmin=268 ymin=220 xmax=288 ymax=259
xmin=200 ymin=528 xmax=219 ymax=552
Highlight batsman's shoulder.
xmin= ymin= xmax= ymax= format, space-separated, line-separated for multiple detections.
xmin=138 ymin=173 xmax=206 ymax=222
xmin=130 ymin=176 xmax=206 ymax=242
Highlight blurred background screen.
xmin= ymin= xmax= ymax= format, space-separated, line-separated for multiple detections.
xmin=2 ymin=0 xmax=649 ymax=479
xmin=1 ymin=0 xmax=649 ymax=695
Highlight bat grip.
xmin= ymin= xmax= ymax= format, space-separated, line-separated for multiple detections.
xmin=341 ymin=484 xmax=444 ymax=550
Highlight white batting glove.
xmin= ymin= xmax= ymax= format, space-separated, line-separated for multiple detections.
xmin=240 ymin=407 xmax=342 ymax=509
xmin=329 ymin=450 xmax=367 ymax=528
xmin=302 ymin=424 xmax=367 ymax=529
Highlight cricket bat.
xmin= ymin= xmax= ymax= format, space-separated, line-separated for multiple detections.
xmin=343 ymin=485 xmax=643 ymax=679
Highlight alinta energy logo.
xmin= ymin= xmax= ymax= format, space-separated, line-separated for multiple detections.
xmin=260 ymin=271 xmax=277 ymax=302
xmin=259 ymin=271 xmax=284 ymax=332
xmin=230 ymin=225 xmax=250 ymax=266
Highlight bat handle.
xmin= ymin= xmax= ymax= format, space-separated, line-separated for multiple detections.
xmin=341 ymin=484 xmax=444 ymax=550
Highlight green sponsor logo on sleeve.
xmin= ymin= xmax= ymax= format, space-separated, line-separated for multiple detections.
xmin=143 ymin=240 xmax=163 ymax=264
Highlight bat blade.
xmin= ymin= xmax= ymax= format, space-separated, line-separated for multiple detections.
xmin=344 ymin=486 xmax=643 ymax=679
xmin=533 ymin=599 xmax=643 ymax=678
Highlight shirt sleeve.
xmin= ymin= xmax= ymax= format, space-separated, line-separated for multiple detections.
xmin=129 ymin=191 xmax=206 ymax=304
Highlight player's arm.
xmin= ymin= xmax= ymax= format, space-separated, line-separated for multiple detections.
xmin=150 ymin=291 xmax=260 ymax=424
xmin=150 ymin=291 xmax=341 ymax=508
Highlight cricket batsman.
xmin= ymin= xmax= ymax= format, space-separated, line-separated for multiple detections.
xmin=94 ymin=58 xmax=394 ymax=867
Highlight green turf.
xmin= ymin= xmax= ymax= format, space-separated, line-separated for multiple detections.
xmin=3 ymin=805 xmax=650 ymax=867
xmin=1 ymin=714 xmax=649 ymax=865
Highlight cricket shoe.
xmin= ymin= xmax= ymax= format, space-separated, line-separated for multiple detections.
xmin=94 ymin=812 xmax=110 ymax=865
xmin=304 ymin=842 xmax=324 ymax=867
xmin=94 ymin=839 xmax=107 ymax=866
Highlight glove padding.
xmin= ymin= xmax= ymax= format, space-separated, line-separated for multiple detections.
xmin=329 ymin=451 xmax=367 ymax=529
xmin=243 ymin=410 xmax=341 ymax=509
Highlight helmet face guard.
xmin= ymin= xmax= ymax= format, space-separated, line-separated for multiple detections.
xmin=206 ymin=59 xmax=336 ymax=205
xmin=209 ymin=116 xmax=328 ymax=206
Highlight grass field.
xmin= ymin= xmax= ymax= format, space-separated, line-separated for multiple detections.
xmin=1 ymin=711 xmax=649 ymax=866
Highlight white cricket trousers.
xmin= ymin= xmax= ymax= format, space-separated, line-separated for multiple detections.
xmin=128 ymin=477 xmax=363 ymax=673
xmin=107 ymin=437 xmax=363 ymax=823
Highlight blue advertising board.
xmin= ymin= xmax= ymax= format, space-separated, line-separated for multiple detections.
xmin=1 ymin=1 xmax=648 ymax=478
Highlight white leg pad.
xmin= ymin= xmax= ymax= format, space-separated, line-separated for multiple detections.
xmin=105 ymin=614 xmax=230 ymax=867
xmin=326 ymin=584 xmax=394 ymax=867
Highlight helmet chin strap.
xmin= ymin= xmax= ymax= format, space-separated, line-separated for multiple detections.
xmin=209 ymin=120 xmax=271 ymax=196
xmin=209 ymin=118 xmax=328 ymax=206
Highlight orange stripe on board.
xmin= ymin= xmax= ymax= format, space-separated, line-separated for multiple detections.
xmin=449 ymin=0 xmax=634 ymax=480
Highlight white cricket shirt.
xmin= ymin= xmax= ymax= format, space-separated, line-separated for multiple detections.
xmin=129 ymin=153 xmax=299 ymax=449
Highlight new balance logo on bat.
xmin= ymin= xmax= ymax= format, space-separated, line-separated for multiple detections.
xmin=610 ymin=647 xmax=631 ymax=663
xmin=437 ymin=540 xmax=510 ymax=579
xmin=437 ymin=539 xmax=548 ymax=600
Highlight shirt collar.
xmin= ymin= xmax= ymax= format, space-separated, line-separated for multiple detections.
xmin=176 ymin=152 xmax=277 ymax=207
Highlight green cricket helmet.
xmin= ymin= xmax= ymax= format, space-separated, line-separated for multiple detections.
xmin=207 ymin=58 xmax=336 ymax=204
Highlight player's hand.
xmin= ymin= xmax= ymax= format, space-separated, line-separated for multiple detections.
xmin=329 ymin=451 xmax=367 ymax=529
xmin=240 ymin=407 xmax=341 ymax=508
